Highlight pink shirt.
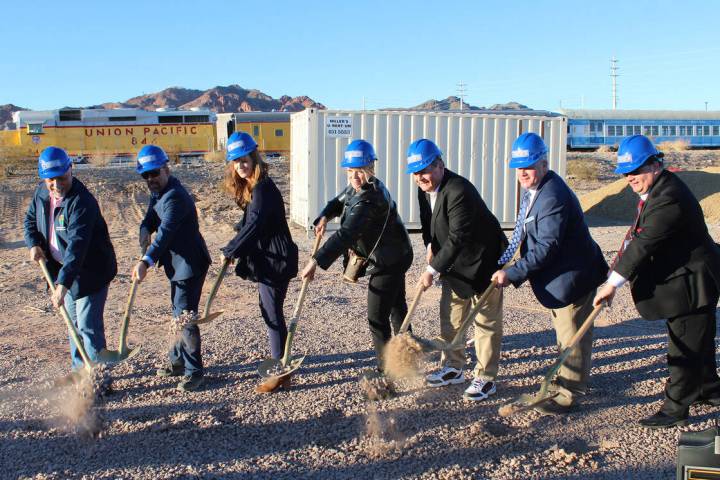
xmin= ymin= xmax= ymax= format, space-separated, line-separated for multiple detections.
xmin=48 ymin=194 xmax=64 ymax=263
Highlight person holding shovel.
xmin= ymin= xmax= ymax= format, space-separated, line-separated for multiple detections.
xmin=300 ymin=139 xmax=413 ymax=378
xmin=491 ymin=133 xmax=608 ymax=415
xmin=132 ymin=145 xmax=211 ymax=392
xmin=407 ymin=138 xmax=507 ymax=401
xmin=24 ymin=146 xmax=117 ymax=384
xmin=220 ymin=131 xmax=299 ymax=394
xmin=594 ymin=135 xmax=720 ymax=429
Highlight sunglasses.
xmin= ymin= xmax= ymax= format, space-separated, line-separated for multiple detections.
xmin=141 ymin=169 xmax=162 ymax=180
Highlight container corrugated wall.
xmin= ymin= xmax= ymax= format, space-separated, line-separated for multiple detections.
xmin=290 ymin=109 xmax=567 ymax=230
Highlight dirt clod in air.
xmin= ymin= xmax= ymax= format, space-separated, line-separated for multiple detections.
xmin=51 ymin=365 xmax=110 ymax=437
xmin=359 ymin=371 xmax=395 ymax=401
xmin=382 ymin=333 xmax=425 ymax=381
xmin=363 ymin=402 xmax=407 ymax=458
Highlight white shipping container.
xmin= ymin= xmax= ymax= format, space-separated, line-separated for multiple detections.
xmin=290 ymin=109 xmax=567 ymax=230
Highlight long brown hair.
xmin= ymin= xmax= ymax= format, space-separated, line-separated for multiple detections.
xmin=223 ymin=149 xmax=268 ymax=209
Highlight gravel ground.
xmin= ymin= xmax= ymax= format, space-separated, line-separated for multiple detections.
xmin=1 ymin=159 xmax=719 ymax=479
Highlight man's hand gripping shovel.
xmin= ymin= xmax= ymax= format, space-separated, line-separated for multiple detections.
xmin=257 ymin=234 xmax=322 ymax=381
xmin=498 ymin=302 xmax=606 ymax=418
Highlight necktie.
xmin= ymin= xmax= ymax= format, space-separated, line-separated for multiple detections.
xmin=498 ymin=190 xmax=531 ymax=265
xmin=608 ymin=198 xmax=645 ymax=273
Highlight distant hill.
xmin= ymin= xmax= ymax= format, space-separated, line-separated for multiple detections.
xmin=99 ymin=85 xmax=326 ymax=113
xmin=0 ymin=104 xmax=28 ymax=127
xmin=409 ymin=96 xmax=529 ymax=111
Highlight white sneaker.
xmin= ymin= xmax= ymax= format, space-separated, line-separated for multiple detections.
xmin=425 ymin=367 xmax=465 ymax=387
xmin=463 ymin=378 xmax=496 ymax=401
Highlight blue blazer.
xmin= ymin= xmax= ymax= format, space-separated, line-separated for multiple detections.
xmin=505 ymin=170 xmax=608 ymax=309
xmin=141 ymin=175 xmax=211 ymax=282
xmin=24 ymin=177 xmax=117 ymax=298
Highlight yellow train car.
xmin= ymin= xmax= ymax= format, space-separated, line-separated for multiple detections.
xmin=7 ymin=107 xmax=216 ymax=162
xmin=216 ymin=112 xmax=290 ymax=157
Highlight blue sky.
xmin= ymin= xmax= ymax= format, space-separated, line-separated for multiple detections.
xmin=1 ymin=0 xmax=718 ymax=112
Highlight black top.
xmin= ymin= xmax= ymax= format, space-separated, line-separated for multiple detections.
xmin=419 ymin=169 xmax=508 ymax=299
xmin=615 ymin=169 xmax=720 ymax=319
xmin=222 ymin=176 xmax=298 ymax=286
xmin=314 ymin=176 xmax=413 ymax=276
xmin=24 ymin=177 xmax=117 ymax=298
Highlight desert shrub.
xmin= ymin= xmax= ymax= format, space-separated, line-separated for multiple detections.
xmin=657 ymin=139 xmax=689 ymax=152
xmin=205 ymin=150 xmax=226 ymax=163
xmin=596 ymin=145 xmax=616 ymax=153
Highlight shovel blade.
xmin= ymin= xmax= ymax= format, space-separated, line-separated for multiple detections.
xmin=96 ymin=345 xmax=142 ymax=364
xmin=191 ymin=311 xmax=223 ymax=326
xmin=257 ymin=356 xmax=305 ymax=379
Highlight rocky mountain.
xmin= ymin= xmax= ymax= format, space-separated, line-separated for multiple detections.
xmin=409 ymin=96 xmax=529 ymax=111
xmin=0 ymin=104 xmax=28 ymax=127
xmin=100 ymin=85 xmax=325 ymax=113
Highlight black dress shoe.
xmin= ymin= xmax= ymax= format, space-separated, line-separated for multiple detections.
xmin=692 ymin=397 xmax=720 ymax=407
xmin=534 ymin=399 xmax=573 ymax=416
xmin=639 ymin=411 xmax=688 ymax=429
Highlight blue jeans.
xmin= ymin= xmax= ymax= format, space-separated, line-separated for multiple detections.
xmin=258 ymin=281 xmax=289 ymax=359
xmin=168 ymin=272 xmax=206 ymax=376
xmin=64 ymin=285 xmax=109 ymax=371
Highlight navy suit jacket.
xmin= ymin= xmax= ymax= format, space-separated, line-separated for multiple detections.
xmin=141 ymin=175 xmax=211 ymax=282
xmin=24 ymin=177 xmax=117 ymax=298
xmin=505 ymin=170 xmax=608 ymax=309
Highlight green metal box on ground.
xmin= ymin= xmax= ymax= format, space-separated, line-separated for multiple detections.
xmin=677 ymin=426 xmax=720 ymax=479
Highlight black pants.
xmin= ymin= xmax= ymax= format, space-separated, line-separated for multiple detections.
xmin=258 ymin=280 xmax=289 ymax=360
xmin=663 ymin=300 xmax=720 ymax=416
xmin=169 ymin=270 xmax=207 ymax=376
xmin=367 ymin=270 xmax=408 ymax=369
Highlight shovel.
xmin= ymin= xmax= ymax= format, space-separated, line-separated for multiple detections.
xmin=96 ymin=277 xmax=142 ymax=364
xmin=258 ymin=234 xmax=322 ymax=379
xmin=191 ymin=256 xmax=231 ymax=326
xmin=498 ymin=302 xmax=606 ymax=418
xmin=397 ymin=284 xmax=424 ymax=335
xmin=37 ymin=259 xmax=95 ymax=372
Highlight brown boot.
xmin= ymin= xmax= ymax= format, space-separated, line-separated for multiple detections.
xmin=255 ymin=374 xmax=292 ymax=393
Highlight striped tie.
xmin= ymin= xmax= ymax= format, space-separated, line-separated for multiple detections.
xmin=498 ymin=190 xmax=531 ymax=265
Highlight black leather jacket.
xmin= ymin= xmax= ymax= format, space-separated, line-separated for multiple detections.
xmin=313 ymin=177 xmax=413 ymax=276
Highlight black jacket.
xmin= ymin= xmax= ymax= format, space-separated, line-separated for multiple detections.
xmin=615 ymin=170 xmax=720 ymax=320
xmin=141 ymin=175 xmax=211 ymax=282
xmin=24 ymin=177 xmax=117 ymax=298
xmin=419 ymin=169 xmax=507 ymax=299
xmin=222 ymin=176 xmax=298 ymax=286
xmin=314 ymin=177 xmax=413 ymax=276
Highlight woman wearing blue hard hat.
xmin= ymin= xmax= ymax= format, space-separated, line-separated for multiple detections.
xmin=220 ymin=131 xmax=299 ymax=393
xmin=300 ymin=139 xmax=413 ymax=384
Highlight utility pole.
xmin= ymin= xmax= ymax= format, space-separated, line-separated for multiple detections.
xmin=705 ymin=101 xmax=709 ymax=111
xmin=610 ymin=56 xmax=619 ymax=110
xmin=456 ymin=81 xmax=467 ymax=111
xmin=362 ymin=96 xmax=366 ymax=111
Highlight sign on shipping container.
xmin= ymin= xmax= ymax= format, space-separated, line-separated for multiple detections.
xmin=290 ymin=109 xmax=567 ymax=230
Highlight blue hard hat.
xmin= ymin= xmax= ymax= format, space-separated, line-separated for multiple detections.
xmin=136 ymin=145 xmax=168 ymax=174
xmin=406 ymin=139 xmax=443 ymax=174
xmin=341 ymin=139 xmax=376 ymax=168
xmin=509 ymin=133 xmax=548 ymax=168
xmin=615 ymin=135 xmax=663 ymax=174
xmin=226 ymin=131 xmax=258 ymax=162
xmin=38 ymin=146 xmax=72 ymax=179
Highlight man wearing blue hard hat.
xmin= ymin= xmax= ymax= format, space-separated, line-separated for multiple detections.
xmin=594 ymin=135 xmax=720 ymax=428
xmin=132 ymin=145 xmax=211 ymax=392
xmin=492 ymin=132 xmax=608 ymax=415
xmin=24 ymin=146 xmax=117 ymax=382
xmin=407 ymin=138 xmax=507 ymax=402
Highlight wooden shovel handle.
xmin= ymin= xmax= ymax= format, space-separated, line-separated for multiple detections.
xmin=399 ymin=284 xmax=424 ymax=334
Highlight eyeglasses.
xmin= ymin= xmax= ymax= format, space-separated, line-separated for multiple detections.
xmin=141 ymin=169 xmax=161 ymax=180
xmin=623 ymin=164 xmax=653 ymax=177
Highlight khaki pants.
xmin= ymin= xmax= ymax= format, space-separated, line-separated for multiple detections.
xmin=439 ymin=280 xmax=503 ymax=381
xmin=549 ymin=289 xmax=596 ymax=406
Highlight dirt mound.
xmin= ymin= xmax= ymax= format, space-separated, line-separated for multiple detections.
xmin=581 ymin=166 xmax=720 ymax=223
xmin=383 ymin=333 xmax=425 ymax=381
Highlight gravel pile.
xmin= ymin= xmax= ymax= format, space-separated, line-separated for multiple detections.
xmin=0 ymin=161 xmax=719 ymax=479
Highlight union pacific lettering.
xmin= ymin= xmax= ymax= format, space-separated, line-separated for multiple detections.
xmin=85 ymin=125 xmax=199 ymax=137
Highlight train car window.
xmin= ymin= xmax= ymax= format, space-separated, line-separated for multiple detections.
xmin=184 ymin=115 xmax=209 ymax=123
xmin=58 ymin=109 xmax=82 ymax=122
xmin=669 ymin=126 xmax=677 ymax=136
xmin=651 ymin=126 xmax=659 ymax=136
xmin=695 ymin=126 xmax=704 ymax=136
xmin=275 ymin=129 xmax=284 ymax=137
xmin=713 ymin=126 xmax=719 ymax=136
xmin=703 ymin=126 xmax=710 ymax=136
xmin=27 ymin=123 xmax=44 ymax=134
xmin=642 ymin=126 xmax=651 ymax=136
xmin=109 ymin=116 xmax=137 ymax=122
xmin=253 ymin=126 xmax=260 ymax=136
xmin=158 ymin=116 xmax=183 ymax=124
